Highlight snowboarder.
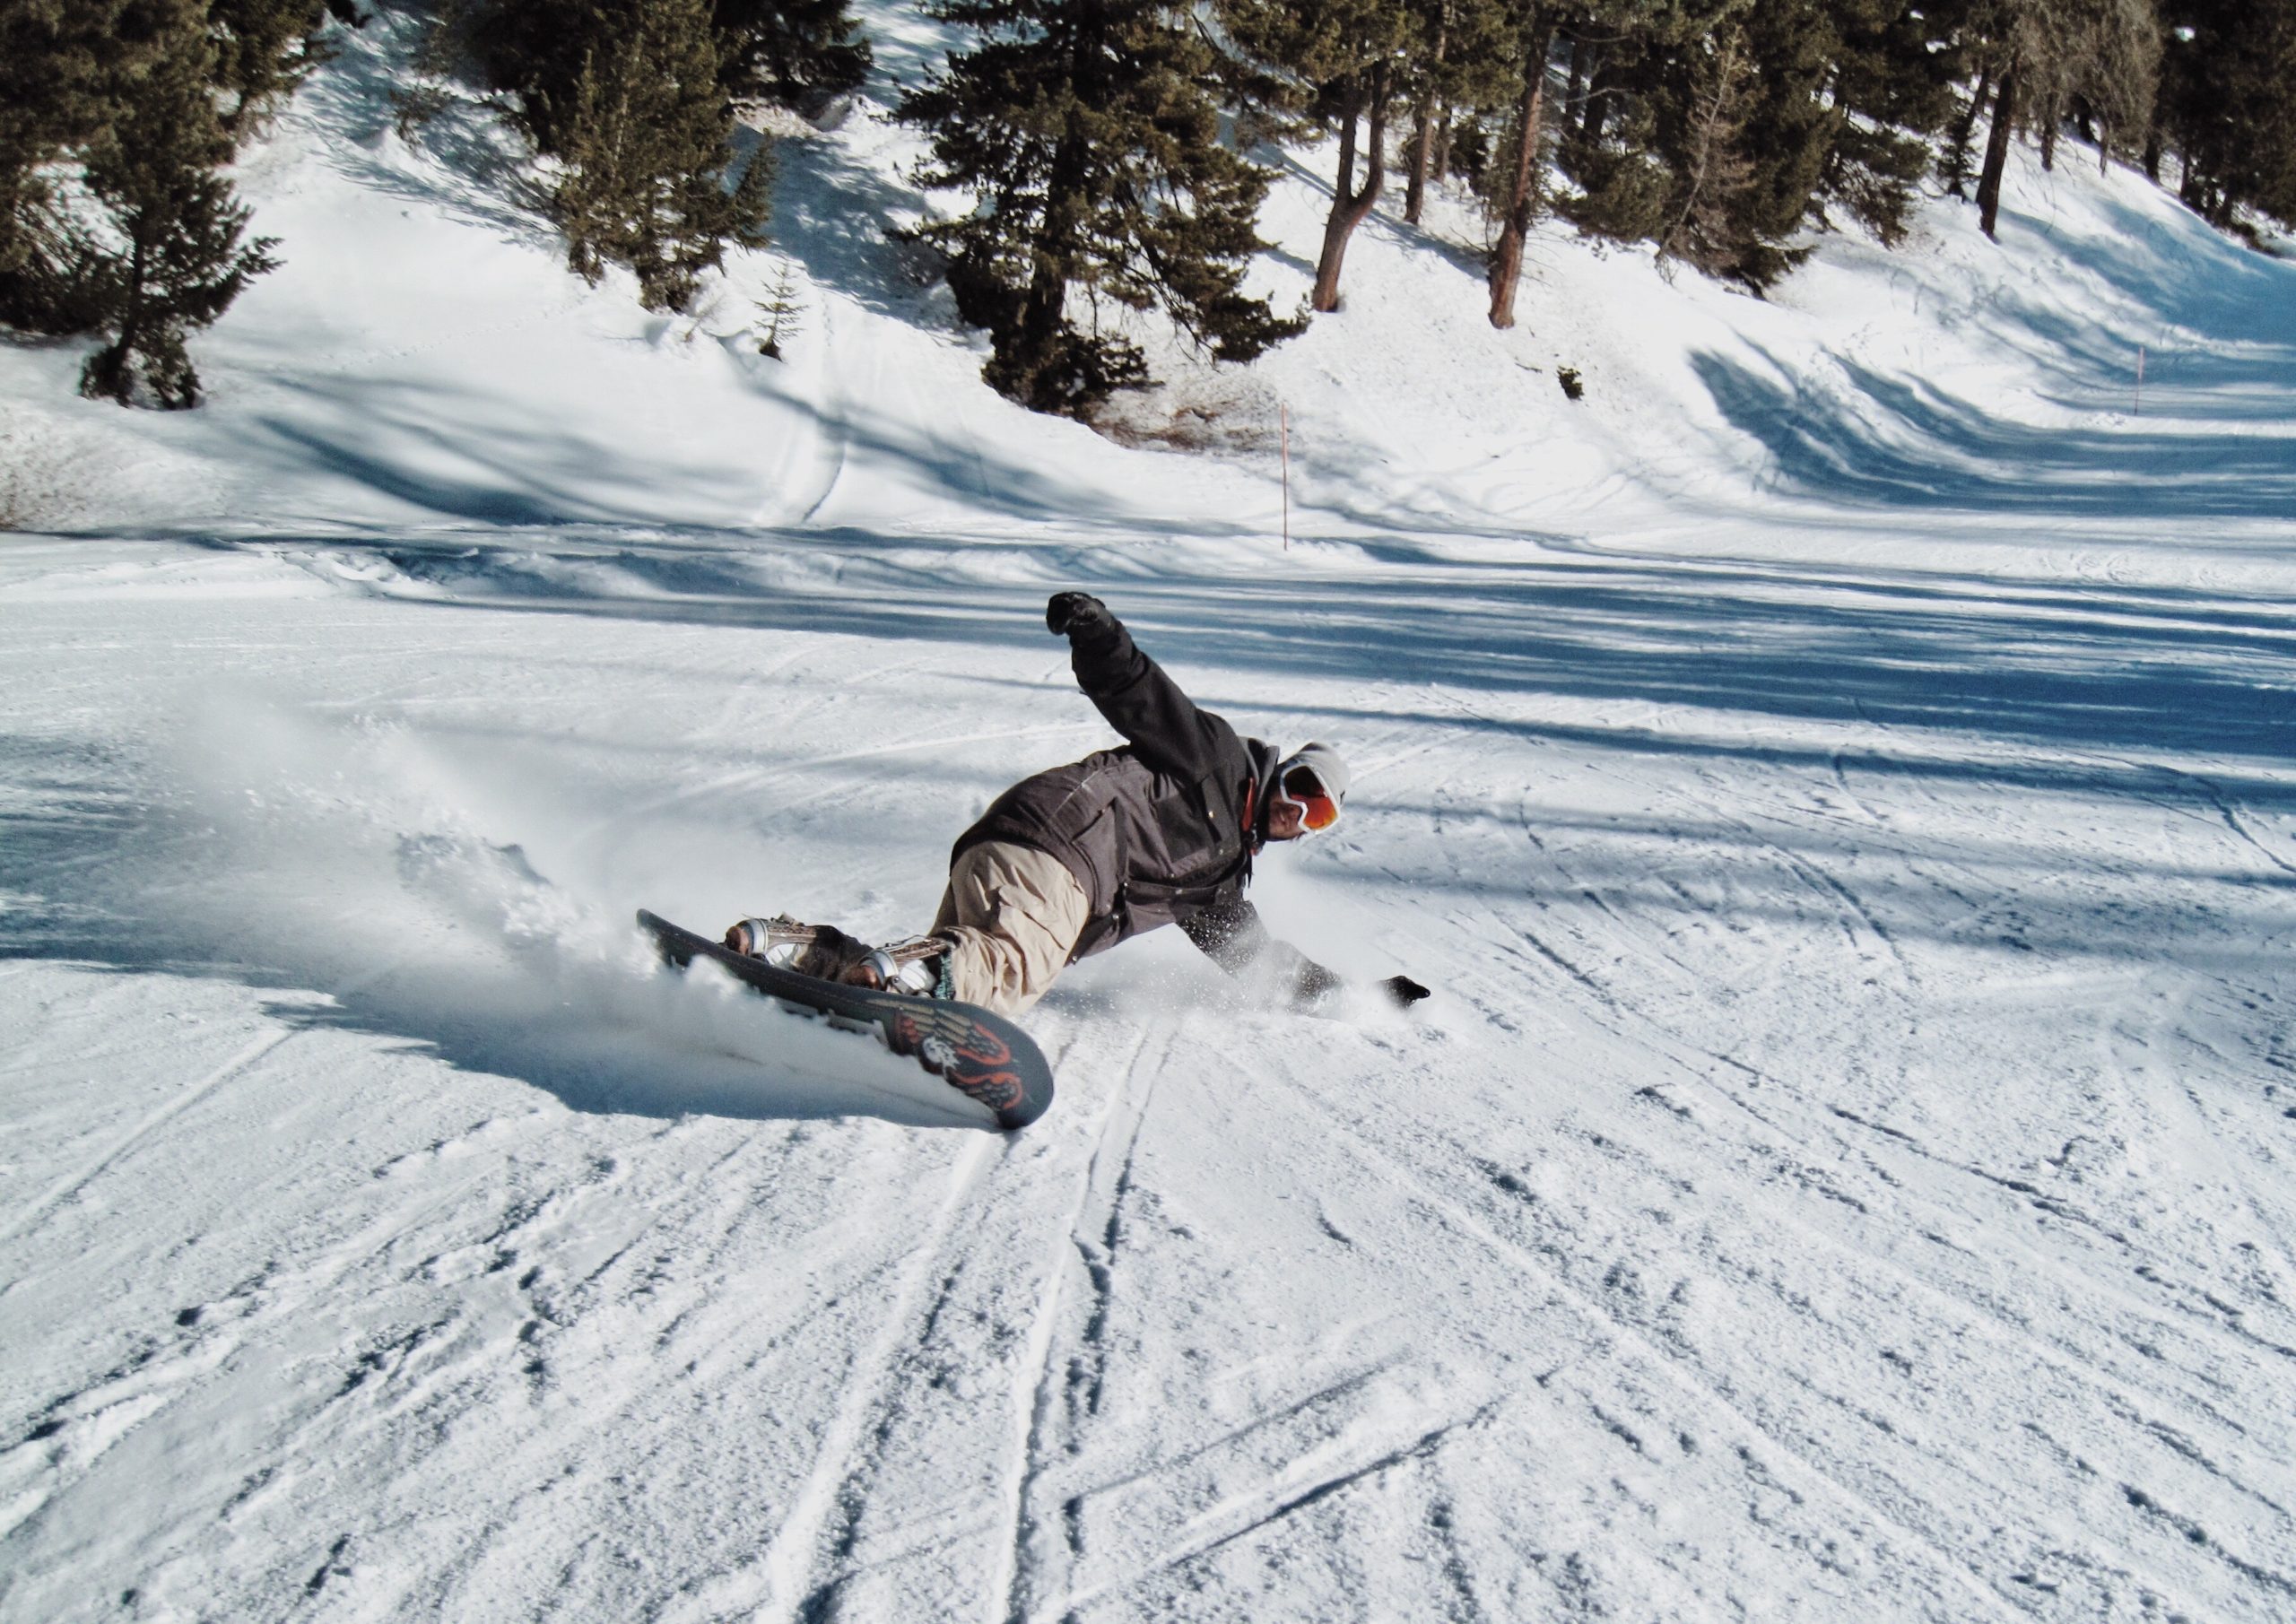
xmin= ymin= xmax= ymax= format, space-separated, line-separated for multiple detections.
xmin=726 ymin=592 xmax=1430 ymax=1019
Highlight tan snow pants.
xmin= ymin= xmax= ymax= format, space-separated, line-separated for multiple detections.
xmin=931 ymin=840 xmax=1090 ymax=1017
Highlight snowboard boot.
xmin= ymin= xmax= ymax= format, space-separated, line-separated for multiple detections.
xmin=726 ymin=916 xmax=953 ymax=998
xmin=725 ymin=915 xmax=873 ymax=981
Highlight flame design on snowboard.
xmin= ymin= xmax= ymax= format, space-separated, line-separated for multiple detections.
xmin=886 ymin=1006 xmax=1026 ymax=1114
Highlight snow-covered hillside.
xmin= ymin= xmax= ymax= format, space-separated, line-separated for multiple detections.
xmin=4 ymin=6 xmax=2293 ymax=1621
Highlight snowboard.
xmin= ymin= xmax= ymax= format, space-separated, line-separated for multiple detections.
xmin=636 ymin=910 xmax=1057 ymax=1131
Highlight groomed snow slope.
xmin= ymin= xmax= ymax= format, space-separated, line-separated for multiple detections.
xmin=3 ymin=8 xmax=2294 ymax=1621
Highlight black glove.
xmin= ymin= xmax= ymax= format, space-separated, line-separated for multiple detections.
xmin=1046 ymin=591 xmax=1110 ymax=638
xmin=1379 ymin=974 xmax=1431 ymax=1009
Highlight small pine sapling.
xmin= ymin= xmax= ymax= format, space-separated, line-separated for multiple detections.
xmin=755 ymin=258 xmax=802 ymax=357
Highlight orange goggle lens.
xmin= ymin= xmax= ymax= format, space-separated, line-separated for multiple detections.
xmin=1281 ymin=765 xmax=1341 ymax=831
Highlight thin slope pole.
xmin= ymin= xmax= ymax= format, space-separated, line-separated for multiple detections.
xmin=1282 ymin=404 xmax=1291 ymax=550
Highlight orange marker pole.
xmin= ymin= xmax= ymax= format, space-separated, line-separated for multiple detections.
xmin=1281 ymin=404 xmax=1291 ymax=551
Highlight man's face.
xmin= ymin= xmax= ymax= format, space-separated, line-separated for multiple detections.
xmin=1265 ymin=761 xmax=1339 ymax=842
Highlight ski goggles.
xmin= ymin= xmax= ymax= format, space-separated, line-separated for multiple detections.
xmin=1277 ymin=762 xmax=1342 ymax=833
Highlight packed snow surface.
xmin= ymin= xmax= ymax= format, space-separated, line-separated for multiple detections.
xmin=4 ymin=10 xmax=2294 ymax=1621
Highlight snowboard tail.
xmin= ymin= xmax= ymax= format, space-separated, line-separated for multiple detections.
xmin=637 ymin=910 xmax=1056 ymax=1131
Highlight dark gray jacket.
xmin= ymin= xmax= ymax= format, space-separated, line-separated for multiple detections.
xmin=952 ymin=612 xmax=1340 ymax=1003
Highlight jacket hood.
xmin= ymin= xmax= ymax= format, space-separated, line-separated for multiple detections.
xmin=1245 ymin=738 xmax=1283 ymax=845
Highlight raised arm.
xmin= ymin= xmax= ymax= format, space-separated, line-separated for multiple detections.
xmin=1047 ymin=592 xmax=1232 ymax=782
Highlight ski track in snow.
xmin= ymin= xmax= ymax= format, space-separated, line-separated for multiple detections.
xmin=988 ymin=1019 xmax=1175 ymax=1624
xmin=740 ymin=1132 xmax=1000 ymax=1624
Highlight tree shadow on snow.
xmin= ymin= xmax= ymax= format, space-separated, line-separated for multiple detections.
xmin=290 ymin=10 xmax=560 ymax=255
xmin=1693 ymin=186 xmax=2296 ymax=520
xmin=1695 ymin=343 xmax=2296 ymax=521
xmin=210 ymin=527 xmax=2295 ymax=774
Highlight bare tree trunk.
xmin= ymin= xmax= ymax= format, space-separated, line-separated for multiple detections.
xmin=1405 ymin=2 xmax=1450 ymax=224
xmin=1977 ymin=56 xmax=2019 ymax=240
xmin=89 ymin=231 xmax=152 ymax=404
xmin=2039 ymin=92 xmax=2058 ymax=171
xmin=1575 ymin=41 xmax=1605 ymax=135
xmin=1945 ymin=63 xmax=1993 ymax=198
xmin=1405 ymin=107 xmax=1433 ymax=225
xmin=1487 ymin=12 xmax=1553 ymax=330
xmin=1312 ymin=65 xmax=1389 ymax=313
xmin=2143 ymin=118 xmax=2162 ymax=183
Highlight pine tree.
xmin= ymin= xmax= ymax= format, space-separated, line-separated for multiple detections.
xmin=1552 ymin=0 xmax=1960 ymax=286
xmin=480 ymin=0 xmax=773 ymax=312
xmin=1942 ymin=57 xmax=1995 ymax=198
xmin=1823 ymin=0 xmax=1968 ymax=244
xmin=469 ymin=0 xmax=587 ymax=149
xmin=1970 ymin=0 xmax=2157 ymax=239
xmin=2159 ymin=0 xmax=2295 ymax=229
xmin=1551 ymin=2 xmax=1748 ymax=266
xmin=206 ymin=0 xmax=332 ymax=135
xmin=1655 ymin=22 xmax=1754 ymax=270
xmin=1709 ymin=0 xmax=1835 ymax=288
xmin=477 ymin=0 xmax=872 ymax=139
xmin=1485 ymin=5 xmax=1556 ymax=328
xmin=1400 ymin=0 xmax=1512 ymax=225
xmin=2079 ymin=0 xmax=2161 ymax=172
xmin=713 ymin=0 xmax=873 ymax=107
xmin=1469 ymin=2 xmax=1597 ymax=326
xmin=74 ymin=0 xmax=281 ymax=406
xmin=389 ymin=0 xmax=468 ymax=142
xmin=1974 ymin=40 xmax=2020 ymax=237
xmin=755 ymin=255 xmax=802 ymax=355
xmin=2019 ymin=0 xmax=2157 ymax=177
xmin=899 ymin=0 xmax=1303 ymax=416
xmin=0 ymin=0 xmax=174 ymax=313
xmin=1402 ymin=0 xmax=1452 ymax=224
xmin=1552 ymin=13 xmax=1677 ymax=247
